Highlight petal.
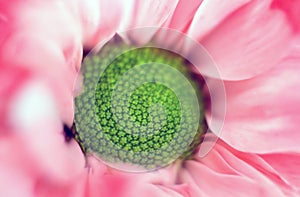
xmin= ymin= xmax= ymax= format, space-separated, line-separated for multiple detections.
xmin=179 ymin=136 xmax=295 ymax=196
xmin=85 ymin=157 xmax=188 ymax=197
xmin=153 ymin=0 xmax=203 ymax=51
xmin=33 ymin=177 xmax=85 ymax=197
xmin=8 ymin=80 xmax=60 ymax=132
xmin=0 ymin=1 xmax=85 ymax=194
xmin=0 ymin=163 xmax=33 ymax=197
xmin=0 ymin=66 xmax=31 ymax=131
xmin=188 ymin=0 xmax=251 ymax=40
xmin=0 ymin=72 xmax=85 ymax=192
xmin=163 ymin=0 xmax=203 ymax=32
xmin=0 ymin=124 xmax=85 ymax=188
xmin=69 ymin=0 xmax=124 ymax=48
xmin=24 ymin=127 xmax=85 ymax=182
xmin=188 ymin=0 xmax=293 ymax=80
xmin=85 ymin=171 xmax=187 ymax=197
xmin=207 ymin=40 xmax=300 ymax=153
xmin=0 ymin=0 xmax=83 ymax=125
xmin=118 ymin=0 xmax=179 ymax=44
xmin=0 ymin=80 xmax=85 ymax=181
xmin=262 ymin=153 xmax=300 ymax=190
xmin=271 ymin=0 xmax=300 ymax=32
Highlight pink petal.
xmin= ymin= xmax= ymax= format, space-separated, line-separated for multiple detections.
xmin=0 ymin=163 xmax=33 ymax=197
xmin=262 ymin=153 xmax=300 ymax=190
xmin=84 ymin=157 xmax=188 ymax=197
xmin=153 ymin=0 xmax=203 ymax=51
xmin=0 ymin=125 xmax=85 ymax=196
xmin=0 ymin=1 xmax=83 ymax=125
xmin=0 ymin=66 xmax=31 ymax=131
xmin=5 ymin=157 xmax=86 ymax=197
xmin=25 ymin=127 xmax=85 ymax=182
xmin=0 ymin=114 xmax=85 ymax=183
xmin=188 ymin=0 xmax=251 ymax=40
xmin=271 ymin=0 xmax=300 ymax=32
xmin=188 ymin=0 xmax=293 ymax=80
xmin=207 ymin=40 xmax=300 ymax=153
xmin=0 ymin=71 xmax=85 ymax=193
xmin=33 ymin=177 xmax=85 ymax=197
xmin=179 ymin=136 xmax=295 ymax=196
xmin=118 ymin=0 xmax=178 ymax=44
xmin=163 ymin=0 xmax=203 ymax=32
xmin=86 ymin=172 xmax=187 ymax=197
xmin=68 ymin=0 xmax=124 ymax=48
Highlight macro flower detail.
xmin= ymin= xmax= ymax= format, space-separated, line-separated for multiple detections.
xmin=0 ymin=0 xmax=300 ymax=196
xmin=74 ymin=35 xmax=204 ymax=171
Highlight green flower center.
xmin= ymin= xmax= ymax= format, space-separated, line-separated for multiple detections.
xmin=74 ymin=41 xmax=204 ymax=171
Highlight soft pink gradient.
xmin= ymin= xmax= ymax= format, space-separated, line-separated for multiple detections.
xmin=190 ymin=0 xmax=294 ymax=80
xmin=0 ymin=0 xmax=300 ymax=196
xmin=207 ymin=39 xmax=300 ymax=153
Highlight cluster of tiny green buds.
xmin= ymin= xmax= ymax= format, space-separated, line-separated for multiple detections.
xmin=74 ymin=38 xmax=204 ymax=171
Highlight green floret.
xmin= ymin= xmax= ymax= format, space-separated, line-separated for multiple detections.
xmin=75 ymin=43 xmax=204 ymax=170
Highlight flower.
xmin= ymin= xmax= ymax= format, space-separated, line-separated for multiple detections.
xmin=0 ymin=0 xmax=300 ymax=196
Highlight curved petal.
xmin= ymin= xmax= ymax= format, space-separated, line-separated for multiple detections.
xmin=0 ymin=119 xmax=85 ymax=187
xmin=188 ymin=0 xmax=251 ymax=40
xmin=163 ymin=0 xmax=203 ymax=32
xmin=153 ymin=0 xmax=203 ymax=51
xmin=188 ymin=0 xmax=293 ymax=80
xmin=0 ymin=80 xmax=85 ymax=181
xmin=0 ymin=163 xmax=87 ymax=197
xmin=207 ymin=40 xmax=300 ymax=153
xmin=0 ymin=164 xmax=33 ymax=197
xmin=271 ymin=0 xmax=300 ymax=32
xmin=0 ymin=0 xmax=83 ymax=125
xmin=67 ymin=0 xmax=124 ymax=48
xmin=0 ymin=0 xmax=86 ymax=187
xmin=179 ymin=136 xmax=296 ymax=196
xmin=0 ymin=66 xmax=31 ymax=131
xmin=85 ymin=158 xmax=188 ymax=197
xmin=118 ymin=0 xmax=179 ymax=45
xmin=262 ymin=153 xmax=300 ymax=190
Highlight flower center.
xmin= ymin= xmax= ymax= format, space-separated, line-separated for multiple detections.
xmin=74 ymin=38 xmax=204 ymax=171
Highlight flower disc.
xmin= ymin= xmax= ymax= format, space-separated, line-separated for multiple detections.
xmin=75 ymin=38 xmax=203 ymax=171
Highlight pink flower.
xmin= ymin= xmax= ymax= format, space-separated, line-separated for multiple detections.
xmin=1 ymin=0 xmax=300 ymax=196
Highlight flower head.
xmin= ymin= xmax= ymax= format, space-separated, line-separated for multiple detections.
xmin=0 ymin=0 xmax=300 ymax=196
